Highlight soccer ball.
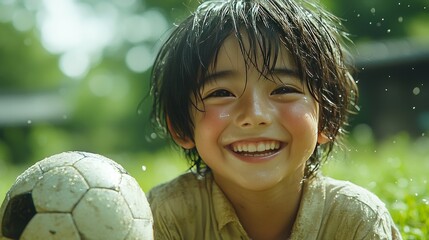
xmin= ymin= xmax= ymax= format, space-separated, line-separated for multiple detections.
xmin=0 ymin=151 xmax=153 ymax=240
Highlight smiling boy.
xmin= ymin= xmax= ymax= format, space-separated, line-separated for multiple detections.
xmin=147 ymin=0 xmax=401 ymax=239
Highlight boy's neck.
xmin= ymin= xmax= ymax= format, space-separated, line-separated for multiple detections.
xmin=214 ymin=173 xmax=304 ymax=240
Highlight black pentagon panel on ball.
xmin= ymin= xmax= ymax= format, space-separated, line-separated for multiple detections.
xmin=2 ymin=192 xmax=36 ymax=239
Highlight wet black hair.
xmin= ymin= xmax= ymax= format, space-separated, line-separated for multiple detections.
xmin=150 ymin=0 xmax=358 ymax=178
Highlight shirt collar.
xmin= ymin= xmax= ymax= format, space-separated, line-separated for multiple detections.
xmin=208 ymin=173 xmax=242 ymax=231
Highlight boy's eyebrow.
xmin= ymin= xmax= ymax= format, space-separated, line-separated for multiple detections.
xmin=202 ymin=67 xmax=299 ymax=83
xmin=202 ymin=70 xmax=235 ymax=82
xmin=270 ymin=67 xmax=299 ymax=77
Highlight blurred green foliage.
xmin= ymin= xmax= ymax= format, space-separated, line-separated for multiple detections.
xmin=0 ymin=0 xmax=428 ymax=164
xmin=0 ymin=23 xmax=62 ymax=90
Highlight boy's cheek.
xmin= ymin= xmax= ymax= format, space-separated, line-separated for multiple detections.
xmin=194 ymin=106 xmax=232 ymax=125
xmin=278 ymin=104 xmax=319 ymax=134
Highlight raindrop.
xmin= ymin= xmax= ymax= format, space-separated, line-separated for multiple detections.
xmin=370 ymin=8 xmax=376 ymax=14
xmin=27 ymin=120 xmax=32 ymax=124
xmin=398 ymin=17 xmax=403 ymax=23
xmin=150 ymin=132 xmax=157 ymax=139
xmin=412 ymin=87 xmax=420 ymax=95
xmin=385 ymin=88 xmax=388 ymax=92
xmin=361 ymin=67 xmax=365 ymax=71
xmin=412 ymin=106 xmax=416 ymax=110
xmin=357 ymin=14 xmax=361 ymax=17
xmin=387 ymin=29 xmax=391 ymax=33
xmin=422 ymin=199 xmax=429 ymax=205
xmin=141 ymin=165 xmax=147 ymax=172
xmin=398 ymin=2 xmax=401 ymax=6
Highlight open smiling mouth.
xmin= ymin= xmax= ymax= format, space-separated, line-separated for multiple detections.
xmin=229 ymin=141 xmax=282 ymax=158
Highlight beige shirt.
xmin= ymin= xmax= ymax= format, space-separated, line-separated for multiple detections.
xmin=148 ymin=172 xmax=402 ymax=239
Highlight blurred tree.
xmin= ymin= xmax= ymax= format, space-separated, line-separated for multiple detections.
xmin=0 ymin=23 xmax=63 ymax=91
xmin=322 ymin=0 xmax=429 ymax=41
xmin=0 ymin=0 xmax=427 ymax=165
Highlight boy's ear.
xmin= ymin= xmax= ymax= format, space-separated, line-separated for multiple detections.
xmin=166 ymin=117 xmax=195 ymax=149
xmin=317 ymin=131 xmax=330 ymax=144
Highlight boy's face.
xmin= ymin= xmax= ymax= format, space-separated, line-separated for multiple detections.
xmin=176 ymin=35 xmax=327 ymax=192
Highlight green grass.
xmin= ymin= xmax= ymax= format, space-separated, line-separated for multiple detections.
xmin=1 ymin=133 xmax=428 ymax=239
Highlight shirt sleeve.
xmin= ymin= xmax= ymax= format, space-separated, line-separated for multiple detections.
xmin=356 ymin=210 xmax=402 ymax=240
xmin=147 ymin=188 xmax=182 ymax=240
xmin=330 ymin=194 xmax=403 ymax=240
xmin=316 ymin=177 xmax=403 ymax=240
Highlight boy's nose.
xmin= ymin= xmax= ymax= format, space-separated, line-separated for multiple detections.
xmin=235 ymin=92 xmax=272 ymax=128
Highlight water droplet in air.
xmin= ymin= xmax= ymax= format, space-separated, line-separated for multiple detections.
xmin=412 ymin=107 xmax=416 ymax=110
xmin=398 ymin=17 xmax=403 ymax=23
xmin=141 ymin=165 xmax=147 ymax=172
xmin=413 ymin=87 xmax=420 ymax=95
xmin=387 ymin=29 xmax=391 ymax=33
xmin=150 ymin=133 xmax=157 ymax=139
xmin=27 ymin=120 xmax=32 ymax=124
xmin=370 ymin=8 xmax=376 ymax=14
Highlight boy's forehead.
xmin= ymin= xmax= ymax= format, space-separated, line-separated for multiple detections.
xmin=210 ymin=34 xmax=297 ymax=72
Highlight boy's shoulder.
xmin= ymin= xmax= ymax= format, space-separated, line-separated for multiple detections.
xmin=317 ymin=175 xmax=387 ymax=215
xmin=147 ymin=171 xmax=211 ymax=208
xmin=294 ymin=175 xmax=401 ymax=239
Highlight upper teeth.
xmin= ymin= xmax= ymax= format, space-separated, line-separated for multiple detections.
xmin=232 ymin=141 xmax=280 ymax=153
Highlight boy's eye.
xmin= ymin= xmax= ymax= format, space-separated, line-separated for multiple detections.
xmin=271 ymin=86 xmax=301 ymax=95
xmin=205 ymin=89 xmax=235 ymax=98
